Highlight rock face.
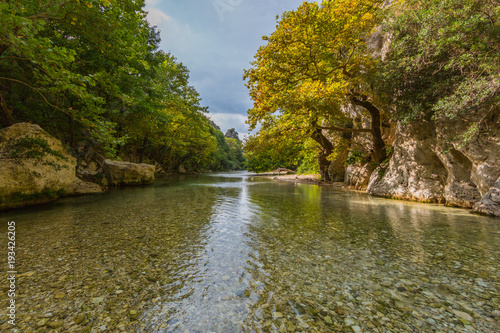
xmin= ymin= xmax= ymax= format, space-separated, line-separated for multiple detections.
xmin=345 ymin=164 xmax=372 ymax=189
xmin=225 ymin=128 xmax=241 ymax=142
xmin=0 ymin=123 xmax=156 ymax=209
xmin=102 ymin=159 xmax=155 ymax=186
xmin=368 ymin=112 xmax=500 ymax=216
xmin=0 ymin=123 xmax=78 ymax=208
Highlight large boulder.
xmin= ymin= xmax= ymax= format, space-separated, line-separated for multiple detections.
xmin=0 ymin=123 xmax=78 ymax=208
xmin=367 ymin=122 xmax=449 ymax=203
xmin=102 ymin=159 xmax=155 ymax=186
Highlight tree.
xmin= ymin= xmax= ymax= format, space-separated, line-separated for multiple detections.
xmin=379 ymin=0 xmax=500 ymax=141
xmin=0 ymin=0 xmax=242 ymax=173
xmin=244 ymin=132 xmax=303 ymax=173
xmin=244 ymin=0 xmax=387 ymax=180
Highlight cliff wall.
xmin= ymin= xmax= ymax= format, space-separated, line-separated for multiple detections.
xmin=367 ymin=110 xmax=500 ymax=216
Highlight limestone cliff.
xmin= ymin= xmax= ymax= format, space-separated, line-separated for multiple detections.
xmin=367 ymin=110 xmax=500 ymax=216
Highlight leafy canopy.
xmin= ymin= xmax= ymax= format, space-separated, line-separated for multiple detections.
xmin=244 ymin=0 xmax=384 ymax=132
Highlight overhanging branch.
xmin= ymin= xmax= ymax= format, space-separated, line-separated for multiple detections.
xmin=315 ymin=125 xmax=373 ymax=134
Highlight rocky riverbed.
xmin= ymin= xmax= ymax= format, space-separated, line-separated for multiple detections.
xmin=0 ymin=173 xmax=499 ymax=332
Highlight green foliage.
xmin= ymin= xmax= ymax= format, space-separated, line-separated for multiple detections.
xmin=10 ymin=137 xmax=66 ymax=160
xmin=225 ymin=138 xmax=246 ymax=170
xmin=244 ymin=121 xmax=320 ymax=174
xmin=0 ymin=0 xmax=242 ymax=173
xmin=244 ymin=0 xmax=387 ymax=179
xmin=244 ymin=123 xmax=305 ymax=173
xmin=297 ymin=141 xmax=320 ymax=175
xmin=345 ymin=149 xmax=366 ymax=166
xmin=8 ymin=136 xmax=69 ymax=173
xmin=245 ymin=0 xmax=498 ymax=176
xmin=244 ymin=0 xmax=385 ymax=131
xmin=380 ymin=0 xmax=500 ymax=126
xmin=204 ymin=130 xmax=246 ymax=171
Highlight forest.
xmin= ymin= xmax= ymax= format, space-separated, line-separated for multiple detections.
xmin=244 ymin=0 xmax=499 ymax=180
xmin=0 ymin=0 xmax=245 ymax=173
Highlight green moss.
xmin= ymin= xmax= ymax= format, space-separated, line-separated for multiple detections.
xmin=0 ymin=188 xmax=67 ymax=210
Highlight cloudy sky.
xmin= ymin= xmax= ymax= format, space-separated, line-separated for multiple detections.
xmin=145 ymin=0 xmax=304 ymax=137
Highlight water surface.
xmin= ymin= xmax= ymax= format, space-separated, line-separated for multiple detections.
xmin=1 ymin=172 xmax=499 ymax=332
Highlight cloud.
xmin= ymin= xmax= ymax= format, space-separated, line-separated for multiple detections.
xmin=145 ymin=0 xmax=170 ymax=26
xmin=145 ymin=0 xmax=160 ymax=7
xmin=146 ymin=8 xmax=171 ymax=26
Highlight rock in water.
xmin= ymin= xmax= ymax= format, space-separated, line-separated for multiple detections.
xmin=473 ymin=177 xmax=500 ymax=217
xmin=66 ymin=179 xmax=103 ymax=196
xmin=0 ymin=123 xmax=77 ymax=209
xmin=102 ymin=159 xmax=155 ymax=186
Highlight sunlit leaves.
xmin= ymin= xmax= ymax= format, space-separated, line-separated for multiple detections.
xmin=244 ymin=0 xmax=385 ymax=172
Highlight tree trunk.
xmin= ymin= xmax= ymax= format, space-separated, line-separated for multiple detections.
xmin=317 ymin=151 xmax=331 ymax=181
xmin=310 ymin=127 xmax=334 ymax=181
xmin=139 ymin=134 xmax=149 ymax=163
xmin=350 ymin=96 xmax=386 ymax=164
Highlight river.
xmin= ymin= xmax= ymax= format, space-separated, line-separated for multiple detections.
xmin=1 ymin=172 xmax=499 ymax=332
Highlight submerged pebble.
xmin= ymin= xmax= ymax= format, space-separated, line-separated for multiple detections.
xmin=0 ymin=174 xmax=499 ymax=332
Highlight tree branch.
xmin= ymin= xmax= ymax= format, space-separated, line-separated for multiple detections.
xmin=349 ymin=93 xmax=387 ymax=163
xmin=0 ymin=76 xmax=67 ymax=114
xmin=315 ymin=125 xmax=373 ymax=133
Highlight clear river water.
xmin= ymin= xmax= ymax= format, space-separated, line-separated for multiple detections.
xmin=1 ymin=172 xmax=499 ymax=332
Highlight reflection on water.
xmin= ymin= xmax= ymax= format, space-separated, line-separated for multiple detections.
xmin=142 ymin=181 xmax=260 ymax=332
xmin=0 ymin=172 xmax=499 ymax=332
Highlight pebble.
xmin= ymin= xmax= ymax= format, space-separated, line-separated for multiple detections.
xmin=129 ymin=310 xmax=139 ymax=321
xmin=274 ymin=312 xmax=283 ymax=318
xmin=351 ymin=325 xmax=362 ymax=333
xmin=452 ymin=310 xmax=473 ymax=322
xmin=37 ymin=319 xmax=49 ymax=327
xmin=74 ymin=314 xmax=86 ymax=324
xmin=54 ymin=292 xmax=65 ymax=299
xmin=345 ymin=318 xmax=356 ymax=326
xmin=47 ymin=320 xmax=63 ymax=329
xmin=91 ymin=297 xmax=104 ymax=304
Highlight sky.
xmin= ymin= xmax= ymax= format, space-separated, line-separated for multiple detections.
xmin=144 ymin=0 xmax=304 ymax=138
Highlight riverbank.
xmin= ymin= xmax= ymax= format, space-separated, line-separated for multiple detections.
xmin=261 ymin=173 xmax=363 ymax=189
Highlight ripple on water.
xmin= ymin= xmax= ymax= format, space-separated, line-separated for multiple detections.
xmin=0 ymin=173 xmax=499 ymax=332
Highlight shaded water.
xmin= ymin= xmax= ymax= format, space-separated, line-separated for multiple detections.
xmin=1 ymin=172 xmax=499 ymax=332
